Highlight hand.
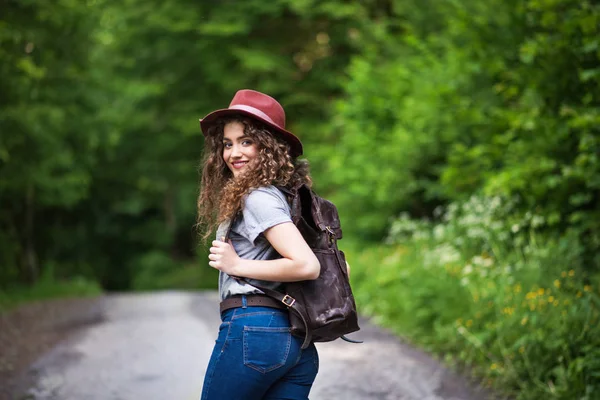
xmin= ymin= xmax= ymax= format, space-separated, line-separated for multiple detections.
xmin=208 ymin=237 xmax=241 ymax=275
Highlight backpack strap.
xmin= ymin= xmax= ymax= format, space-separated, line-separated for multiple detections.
xmin=223 ymin=211 xmax=314 ymax=349
xmin=244 ymin=282 xmax=314 ymax=349
xmin=275 ymin=185 xmax=301 ymax=223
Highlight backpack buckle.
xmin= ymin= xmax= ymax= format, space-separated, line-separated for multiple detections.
xmin=281 ymin=295 xmax=296 ymax=307
xmin=326 ymin=226 xmax=336 ymax=244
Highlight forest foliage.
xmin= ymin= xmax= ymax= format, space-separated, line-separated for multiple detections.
xmin=3 ymin=0 xmax=598 ymax=288
xmin=1 ymin=1 xmax=599 ymax=397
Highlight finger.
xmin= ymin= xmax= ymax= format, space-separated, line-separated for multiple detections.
xmin=208 ymin=254 xmax=217 ymax=261
xmin=209 ymin=246 xmax=220 ymax=254
xmin=214 ymin=241 xmax=229 ymax=250
xmin=221 ymin=236 xmax=226 ymax=242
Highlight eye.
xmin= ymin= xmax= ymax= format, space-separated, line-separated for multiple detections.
xmin=241 ymin=139 xmax=253 ymax=146
xmin=223 ymin=142 xmax=232 ymax=149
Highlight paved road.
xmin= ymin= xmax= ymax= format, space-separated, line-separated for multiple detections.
xmin=19 ymin=291 xmax=488 ymax=400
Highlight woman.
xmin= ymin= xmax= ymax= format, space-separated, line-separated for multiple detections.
xmin=197 ymin=89 xmax=321 ymax=400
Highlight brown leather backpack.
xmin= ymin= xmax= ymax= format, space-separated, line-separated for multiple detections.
xmin=241 ymin=184 xmax=361 ymax=349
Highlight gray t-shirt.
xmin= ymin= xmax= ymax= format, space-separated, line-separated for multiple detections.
xmin=216 ymin=185 xmax=292 ymax=301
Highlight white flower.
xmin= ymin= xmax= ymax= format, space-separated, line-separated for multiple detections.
xmin=482 ymin=258 xmax=494 ymax=267
xmin=463 ymin=264 xmax=473 ymax=275
xmin=472 ymin=255 xmax=484 ymax=265
xmin=433 ymin=225 xmax=445 ymax=239
xmin=531 ymin=215 xmax=545 ymax=227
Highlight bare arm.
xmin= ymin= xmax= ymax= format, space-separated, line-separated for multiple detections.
xmin=208 ymin=221 xmax=320 ymax=281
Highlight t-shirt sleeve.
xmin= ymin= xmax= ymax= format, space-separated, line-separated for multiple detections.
xmin=240 ymin=187 xmax=292 ymax=244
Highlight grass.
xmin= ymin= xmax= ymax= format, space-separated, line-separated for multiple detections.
xmin=345 ymin=239 xmax=600 ymax=400
xmin=130 ymin=250 xmax=219 ymax=291
xmin=343 ymin=197 xmax=600 ymax=400
xmin=0 ymin=250 xmax=219 ymax=311
xmin=0 ymin=276 xmax=103 ymax=311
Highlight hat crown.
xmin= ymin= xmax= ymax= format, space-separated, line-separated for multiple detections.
xmin=199 ymin=88 xmax=303 ymax=157
xmin=230 ymin=90 xmax=286 ymax=130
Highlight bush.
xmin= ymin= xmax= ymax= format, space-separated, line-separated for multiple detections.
xmin=348 ymin=195 xmax=600 ymax=400
xmin=327 ymin=0 xmax=600 ymax=267
xmin=131 ymin=250 xmax=218 ymax=291
xmin=0 ymin=267 xmax=102 ymax=311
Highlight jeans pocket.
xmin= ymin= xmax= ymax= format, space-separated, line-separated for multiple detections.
xmin=243 ymin=326 xmax=292 ymax=373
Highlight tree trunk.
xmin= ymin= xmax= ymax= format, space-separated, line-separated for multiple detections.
xmin=164 ymin=185 xmax=178 ymax=258
xmin=24 ymin=184 xmax=38 ymax=284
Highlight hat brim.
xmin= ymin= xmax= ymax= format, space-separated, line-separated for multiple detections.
xmin=200 ymin=108 xmax=303 ymax=158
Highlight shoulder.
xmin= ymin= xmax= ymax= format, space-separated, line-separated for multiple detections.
xmin=245 ymin=185 xmax=288 ymax=208
xmin=239 ymin=185 xmax=292 ymax=240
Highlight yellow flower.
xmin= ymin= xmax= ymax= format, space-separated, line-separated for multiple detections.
xmin=584 ymin=285 xmax=592 ymax=292
xmin=577 ymin=291 xmax=583 ymax=298
xmin=519 ymin=346 xmax=525 ymax=354
xmin=538 ymin=288 xmax=545 ymax=295
xmin=526 ymin=292 xmax=537 ymax=300
xmin=490 ymin=363 xmax=498 ymax=371
xmin=568 ymin=270 xmax=575 ymax=277
xmin=502 ymin=307 xmax=515 ymax=316
xmin=548 ymin=296 xmax=554 ymax=302
xmin=521 ymin=317 xmax=528 ymax=325
xmin=561 ymin=271 xmax=567 ymax=278
xmin=554 ymin=280 xmax=561 ymax=288
xmin=466 ymin=319 xmax=473 ymax=327
xmin=514 ymin=284 xmax=522 ymax=293
xmin=553 ymin=300 xmax=559 ymax=306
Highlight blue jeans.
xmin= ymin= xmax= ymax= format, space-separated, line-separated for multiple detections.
xmin=201 ymin=298 xmax=319 ymax=400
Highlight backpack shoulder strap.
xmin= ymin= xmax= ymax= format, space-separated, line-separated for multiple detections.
xmin=275 ymin=185 xmax=302 ymax=222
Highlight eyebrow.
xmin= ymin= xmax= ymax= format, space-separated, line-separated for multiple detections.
xmin=223 ymin=135 xmax=250 ymax=142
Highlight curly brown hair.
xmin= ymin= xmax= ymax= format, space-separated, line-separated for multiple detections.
xmin=196 ymin=116 xmax=311 ymax=242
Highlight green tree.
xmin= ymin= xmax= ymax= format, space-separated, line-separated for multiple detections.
xmin=0 ymin=0 xmax=104 ymax=285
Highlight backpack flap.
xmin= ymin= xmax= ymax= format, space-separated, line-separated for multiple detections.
xmin=312 ymin=195 xmax=343 ymax=240
xmin=292 ymin=185 xmax=342 ymax=240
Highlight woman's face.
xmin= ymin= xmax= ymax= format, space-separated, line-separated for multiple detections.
xmin=222 ymin=121 xmax=259 ymax=178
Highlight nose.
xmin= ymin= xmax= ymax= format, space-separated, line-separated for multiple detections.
xmin=230 ymin=143 xmax=242 ymax=158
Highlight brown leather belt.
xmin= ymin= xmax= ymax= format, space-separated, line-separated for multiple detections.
xmin=220 ymin=295 xmax=288 ymax=313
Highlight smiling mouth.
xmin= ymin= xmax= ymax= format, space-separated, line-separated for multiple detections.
xmin=231 ymin=161 xmax=248 ymax=169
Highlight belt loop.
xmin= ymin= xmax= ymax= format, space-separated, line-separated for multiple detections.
xmin=241 ymin=295 xmax=247 ymax=309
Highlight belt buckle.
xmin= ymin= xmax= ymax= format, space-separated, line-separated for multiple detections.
xmin=281 ymin=295 xmax=296 ymax=307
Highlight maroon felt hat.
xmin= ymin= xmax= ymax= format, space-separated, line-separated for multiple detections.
xmin=200 ymin=89 xmax=303 ymax=157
